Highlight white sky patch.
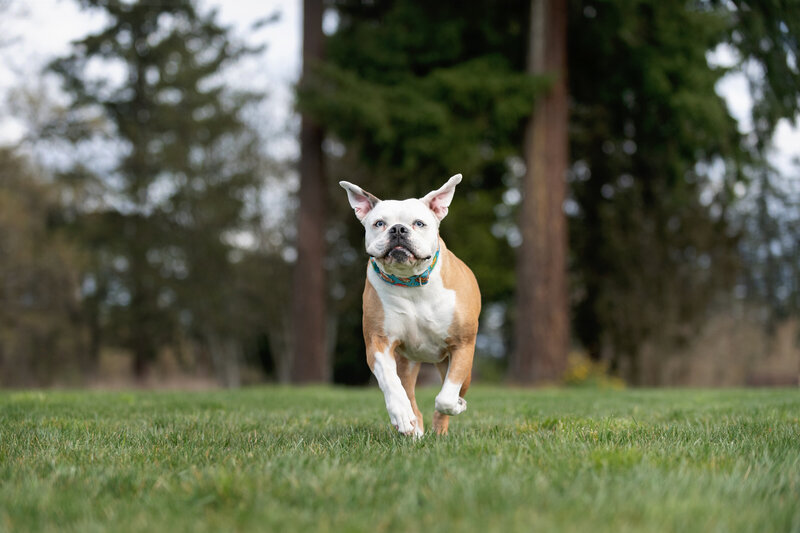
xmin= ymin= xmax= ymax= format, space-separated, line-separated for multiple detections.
xmin=771 ymin=119 xmax=800 ymax=174
xmin=203 ymin=0 xmax=301 ymax=161
xmin=715 ymin=71 xmax=754 ymax=134
xmin=709 ymin=43 xmax=800 ymax=177
xmin=0 ymin=0 xmax=108 ymax=143
xmin=0 ymin=0 xmax=302 ymax=149
xmin=708 ymin=44 xmax=754 ymax=134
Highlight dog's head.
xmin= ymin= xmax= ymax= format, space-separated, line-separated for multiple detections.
xmin=339 ymin=174 xmax=462 ymax=272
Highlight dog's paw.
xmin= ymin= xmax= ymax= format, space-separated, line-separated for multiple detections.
xmin=434 ymin=395 xmax=467 ymax=416
xmin=387 ymin=401 xmax=420 ymax=437
xmin=394 ymin=421 xmax=424 ymax=439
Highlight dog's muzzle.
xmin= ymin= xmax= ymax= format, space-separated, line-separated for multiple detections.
xmin=384 ymin=224 xmax=416 ymax=261
xmin=388 ymin=246 xmax=412 ymax=262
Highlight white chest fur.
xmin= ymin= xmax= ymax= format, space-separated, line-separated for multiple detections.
xmin=367 ymin=265 xmax=456 ymax=363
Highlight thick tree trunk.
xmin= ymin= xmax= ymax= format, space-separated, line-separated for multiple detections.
xmin=508 ymin=0 xmax=569 ymax=384
xmin=290 ymin=0 xmax=329 ymax=383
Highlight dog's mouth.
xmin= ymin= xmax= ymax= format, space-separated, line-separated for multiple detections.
xmin=380 ymin=245 xmax=434 ymax=264
xmin=385 ymin=245 xmax=414 ymax=263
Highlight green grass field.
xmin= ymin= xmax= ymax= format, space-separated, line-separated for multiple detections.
xmin=1 ymin=386 xmax=798 ymax=532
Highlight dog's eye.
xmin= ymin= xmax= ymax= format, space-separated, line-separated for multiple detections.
xmin=374 ymin=220 xmax=385 ymax=228
xmin=413 ymin=220 xmax=426 ymax=228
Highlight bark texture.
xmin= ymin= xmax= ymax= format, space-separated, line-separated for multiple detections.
xmin=509 ymin=0 xmax=569 ymax=384
xmin=290 ymin=0 xmax=329 ymax=382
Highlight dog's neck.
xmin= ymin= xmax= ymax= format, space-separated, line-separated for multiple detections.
xmin=370 ymin=248 xmax=440 ymax=287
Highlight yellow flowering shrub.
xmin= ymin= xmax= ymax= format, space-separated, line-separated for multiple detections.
xmin=563 ymin=351 xmax=625 ymax=389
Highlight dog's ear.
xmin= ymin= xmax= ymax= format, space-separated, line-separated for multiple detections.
xmin=339 ymin=181 xmax=381 ymax=222
xmin=421 ymin=173 xmax=462 ymax=222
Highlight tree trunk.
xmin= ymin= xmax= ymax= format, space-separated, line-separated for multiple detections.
xmin=208 ymin=333 xmax=242 ymax=388
xmin=274 ymin=315 xmax=292 ymax=383
xmin=508 ymin=0 xmax=569 ymax=384
xmin=290 ymin=0 xmax=329 ymax=383
xmin=130 ymin=249 xmax=153 ymax=382
xmin=132 ymin=342 xmax=152 ymax=382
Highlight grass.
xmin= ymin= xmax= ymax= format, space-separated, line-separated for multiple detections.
xmin=1 ymin=386 xmax=799 ymax=532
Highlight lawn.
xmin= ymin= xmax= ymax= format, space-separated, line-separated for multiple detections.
xmin=1 ymin=386 xmax=798 ymax=532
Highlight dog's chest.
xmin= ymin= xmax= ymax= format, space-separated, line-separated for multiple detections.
xmin=370 ymin=274 xmax=456 ymax=363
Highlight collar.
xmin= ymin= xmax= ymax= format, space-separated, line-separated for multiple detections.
xmin=370 ymin=248 xmax=440 ymax=287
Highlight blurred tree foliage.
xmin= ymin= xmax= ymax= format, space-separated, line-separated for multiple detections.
xmin=299 ymin=0 xmax=545 ymax=383
xmin=45 ymin=0 xmax=270 ymax=382
xmin=567 ymin=0 xmax=744 ymax=381
xmin=737 ymin=164 xmax=800 ymax=323
xmin=0 ymin=149 xmax=86 ymax=386
xmin=300 ymin=0 xmax=544 ymax=301
xmin=4 ymin=0 xmax=793 ymax=386
xmin=715 ymin=0 xmax=800 ymax=325
xmin=716 ymin=0 xmax=800 ymax=144
xmin=305 ymin=0 xmax=800 ymax=384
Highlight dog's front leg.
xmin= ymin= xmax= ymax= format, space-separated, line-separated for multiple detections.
xmin=367 ymin=339 xmax=422 ymax=437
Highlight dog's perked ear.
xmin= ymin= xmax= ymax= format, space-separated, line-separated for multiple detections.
xmin=339 ymin=181 xmax=381 ymax=223
xmin=421 ymin=173 xmax=462 ymax=222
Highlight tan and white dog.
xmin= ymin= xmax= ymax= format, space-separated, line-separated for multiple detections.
xmin=339 ymin=174 xmax=481 ymax=436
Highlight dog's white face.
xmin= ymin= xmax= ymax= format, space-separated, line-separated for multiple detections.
xmin=340 ymin=174 xmax=462 ymax=274
xmin=362 ymin=199 xmax=439 ymax=264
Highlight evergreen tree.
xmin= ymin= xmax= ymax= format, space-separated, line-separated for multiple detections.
xmin=569 ymin=0 xmax=800 ymax=381
xmin=304 ymin=0 xmax=749 ymax=385
xmin=300 ymin=0 xmax=800 ymax=384
xmin=567 ymin=0 xmax=744 ymax=382
xmin=714 ymin=0 xmax=800 ymax=325
xmin=716 ymin=0 xmax=800 ymax=144
xmin=299 ymin=0 xmax=544 ymax=382
xmin=47 ymin=0 xmax=266 ymax=380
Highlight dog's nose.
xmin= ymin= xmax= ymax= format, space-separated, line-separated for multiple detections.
xmin=388 ymin=224 xmax=409 ymax=235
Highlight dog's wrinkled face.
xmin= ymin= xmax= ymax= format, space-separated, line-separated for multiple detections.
xmin=340 ymin=175 xmax=462 ymax=274
xmin=362 ymin=199 xmax=440 ymax=264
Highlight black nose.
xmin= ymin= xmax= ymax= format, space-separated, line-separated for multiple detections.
xmin=388 ymin=224 xmax=409 ymax=235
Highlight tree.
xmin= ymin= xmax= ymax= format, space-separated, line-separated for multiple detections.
xmin=566 ymin=0 xmax=745 ymax=382
xmin=290 ymin=0 xmax=329 ymax=383
xmin=508 ymin=0 xmax=569 ymax=384
xmin=0 ymin=149 xmax=85 ymax=386
xmin=302 ymin=0 xmax=797 ymax=386
xmin=738 ymin=163 xmax=800 ymax=322
xmin=716 ymin=0 xmax=800 ymax=145
xmin=716 ymin=0 xmax=800 ymax=325
xmin=47 ymin=0 xmax=266 ymax=382
xmin=567 ymin=0 xmax=800 ymax=382
xmin=299 ymin=0 xmax=543 ymax=382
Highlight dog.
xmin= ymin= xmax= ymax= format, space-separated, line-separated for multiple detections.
xmin=339 ymin=174 xmax=481 ymax=436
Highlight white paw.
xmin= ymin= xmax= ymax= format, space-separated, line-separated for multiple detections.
xmin=387 ymin=400 xmax=420 ymax=436
xmin=435 ymin=395 xmax=467 ymax=416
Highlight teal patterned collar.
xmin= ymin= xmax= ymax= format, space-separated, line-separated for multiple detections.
xmin=370 ymin=248 xmax=440 ymax=287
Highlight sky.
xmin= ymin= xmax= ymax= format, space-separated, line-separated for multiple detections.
xmin=0 ymin=0 xmax=302 ymax=152
xmin=708 ymin=44 xmax=800 ymax=175
xmin=0 ymin=0 xmax=798 ymax=174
